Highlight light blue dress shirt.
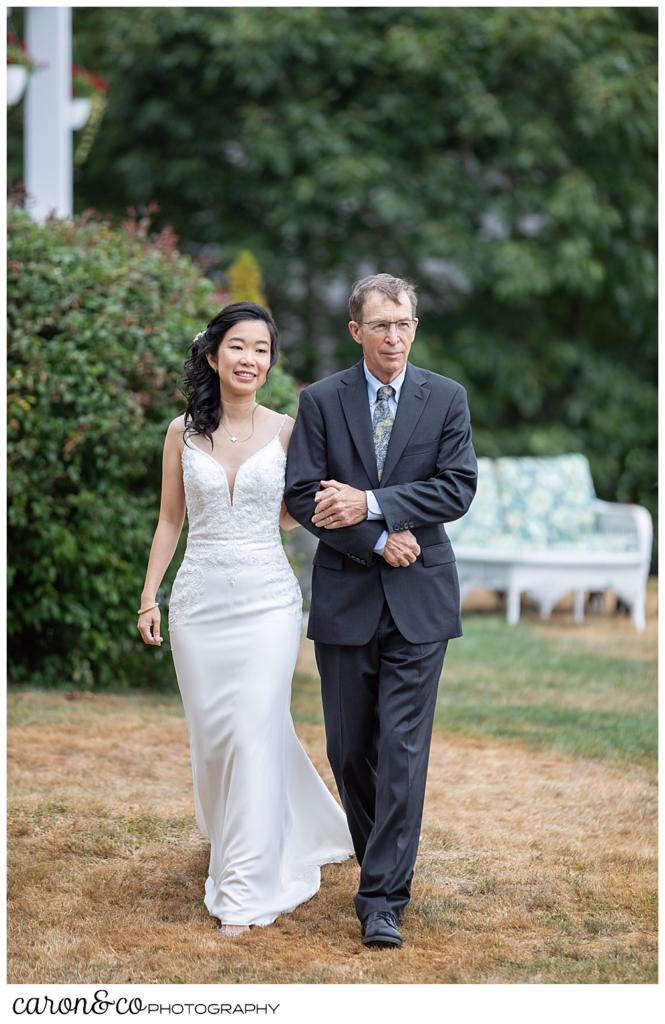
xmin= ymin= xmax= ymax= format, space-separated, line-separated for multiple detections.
xmin=363 ymin=361 xmax=407 ymax=554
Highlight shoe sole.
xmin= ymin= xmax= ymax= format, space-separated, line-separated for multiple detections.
xmin=362 ymin=934 xmax=402 ymax=948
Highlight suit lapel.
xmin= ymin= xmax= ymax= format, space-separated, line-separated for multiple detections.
xmin=338 ymin=361 xmax=380 ymax=488
xmin=379 ymin=363 xmax=430 ymax=486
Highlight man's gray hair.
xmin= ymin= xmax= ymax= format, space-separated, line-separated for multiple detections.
xmin=348 ymin=273 xmax=418 ymax=322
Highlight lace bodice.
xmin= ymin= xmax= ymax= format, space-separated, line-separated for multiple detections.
xmin=168 ymin=424 xmax=301 ymax=625
xmin=182 ymin=431 xmax=286 ymax=547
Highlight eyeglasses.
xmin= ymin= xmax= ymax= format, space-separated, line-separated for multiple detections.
xmin=357 ymin=319 xmax=418 ymax=337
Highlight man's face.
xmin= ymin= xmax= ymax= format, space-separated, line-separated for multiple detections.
xmin=348 ymin=290 xmax=418 ymax=383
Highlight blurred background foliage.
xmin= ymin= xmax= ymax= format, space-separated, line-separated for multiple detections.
xmin=6 ymin=7 xmax=657 ymax=686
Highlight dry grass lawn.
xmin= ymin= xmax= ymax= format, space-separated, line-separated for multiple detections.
xmin=7 ymin=589 xmax=657 ymax=984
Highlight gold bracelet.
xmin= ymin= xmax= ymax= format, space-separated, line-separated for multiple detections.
xmin=137 ymin=603 xmax=159 ymax=616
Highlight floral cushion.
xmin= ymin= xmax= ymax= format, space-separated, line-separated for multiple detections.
xmin=547 ymin=533 xmax=637 ymax=552
xmin=446 ymin=457 xmax=503 ymax=545
xmin=448 ymin=453 xmax=637 ymax=554
xmin=456 ymin=532 xmax=637 ymax=554
xmin=494 ymin=454 xmax=596 ymax=544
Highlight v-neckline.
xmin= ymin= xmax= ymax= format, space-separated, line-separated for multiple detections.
xmin=185 ymin=421 xmax=285 ymax=507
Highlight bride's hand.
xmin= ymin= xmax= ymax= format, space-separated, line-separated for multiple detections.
xmin=137 ymin=606 xmax=162 ymax=646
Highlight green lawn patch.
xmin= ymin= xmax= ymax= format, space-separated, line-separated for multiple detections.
xmin=438 ymin=615 xmax=656 ymax=764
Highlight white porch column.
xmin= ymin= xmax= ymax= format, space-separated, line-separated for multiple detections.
xmin=24 ymin=6 xmax=72 ymax=221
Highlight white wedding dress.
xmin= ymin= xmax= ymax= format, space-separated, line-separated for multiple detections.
xmin=168 ymin=415 xmax=353 ymax=927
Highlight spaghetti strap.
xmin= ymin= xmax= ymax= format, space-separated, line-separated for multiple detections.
xmin=278 ymin=413 xmax=288 ymax=434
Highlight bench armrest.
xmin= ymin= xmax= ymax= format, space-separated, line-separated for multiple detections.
xmin=593 ymin=499 xmax=653 ymax=566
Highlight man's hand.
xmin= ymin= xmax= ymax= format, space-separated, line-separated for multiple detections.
xmin=312 ymin=479 xmax=368 ymax=529
xmin=381 ymin=530 xmax=421 ymax=568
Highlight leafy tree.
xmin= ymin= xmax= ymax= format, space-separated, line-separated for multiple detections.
xmin=66 ymin=11 xmax=655 ymax=349
xmin=8 ymin=7 xmax=656 ymax=556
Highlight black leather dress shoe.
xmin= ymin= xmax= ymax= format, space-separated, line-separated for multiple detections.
xmin=361 ymin=910 xmax=403 ymax=948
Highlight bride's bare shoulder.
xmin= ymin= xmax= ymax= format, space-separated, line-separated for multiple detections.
xmin=166 ymin=414 xmax=188 ymax=446
xmin=279 ymin=413 xmax=296 ymax=450
xmin=257 ymin=405 xmax=282 ymax=420
xmin=257 ymin=406 xmax=290 ymax=430
xmin=169 ymin=411 xmax=186 ymax=432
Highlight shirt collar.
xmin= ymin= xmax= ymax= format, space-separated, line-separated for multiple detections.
xmin=363 ymin=361 xmax=407 ymax=405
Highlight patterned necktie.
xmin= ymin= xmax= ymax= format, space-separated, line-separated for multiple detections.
xmin=372 ymin=385 xmax=395 ymax=481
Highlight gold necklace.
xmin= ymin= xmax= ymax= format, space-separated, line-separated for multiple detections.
xmin=219 ymin=404 xmax=257 ymax=444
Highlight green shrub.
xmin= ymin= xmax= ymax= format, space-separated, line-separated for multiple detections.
xmin=7 ymin=207 xmax=298 ymax=690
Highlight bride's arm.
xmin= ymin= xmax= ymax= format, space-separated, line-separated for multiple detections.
xmin=279 ymin=415 xmax=300 ymax=531
xmin=137 ymin=416 xmax=187 ymax=646
xmin=279 ymin=498 xmax=299 ymax=531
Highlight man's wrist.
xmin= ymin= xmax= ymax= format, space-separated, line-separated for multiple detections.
xmin=366 ymin=490 xmax=385 ymax=520
xmin=373 ymin=529 xmax=389 ymax=554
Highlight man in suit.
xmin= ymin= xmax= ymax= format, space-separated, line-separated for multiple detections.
xmin=284 ymin=273 xmax=477 ymax=948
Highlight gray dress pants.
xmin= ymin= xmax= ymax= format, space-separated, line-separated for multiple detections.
xmin=315 ymin=600 xmax=448 ymax=922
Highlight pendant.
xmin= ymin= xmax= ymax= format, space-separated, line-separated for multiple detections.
xmin=230 ymin=436 xmax=237 ymax=443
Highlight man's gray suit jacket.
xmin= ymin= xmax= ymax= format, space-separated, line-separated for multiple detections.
xmin=284 ymin=359 xmax=478 ymax=646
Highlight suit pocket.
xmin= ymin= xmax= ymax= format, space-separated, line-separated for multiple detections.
xmin=421 ymin=542 xmax=455 ymax=567
xmin=401 ymin=440 xmax=439 ymax=458
xmin=312 ymin=545 xmax=345 ymax=571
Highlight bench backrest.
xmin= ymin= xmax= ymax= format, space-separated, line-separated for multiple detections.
xmin=447 ymin=453 xmax=597 ymax=545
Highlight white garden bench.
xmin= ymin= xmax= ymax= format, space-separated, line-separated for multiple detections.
xmin=446 ymin=454 xmax=652 ymax=630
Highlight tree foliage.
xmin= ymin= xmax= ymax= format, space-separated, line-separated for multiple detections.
xmin=227 ymin=250 xmax=267 ymax=306
xmin=67 ymin=11 xmax=655 ymax=344
xmin=7 ymin=208 xmax=297 ymax=689
xmin=8 ymin=7 xmax=656 ymax=556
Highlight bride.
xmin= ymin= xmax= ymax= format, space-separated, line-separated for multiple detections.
xmin=137 ymin=301 xmax=353 ymax=936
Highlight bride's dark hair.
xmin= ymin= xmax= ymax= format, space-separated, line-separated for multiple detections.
xmin=183 ymin=301 xmax=279 ymax=444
